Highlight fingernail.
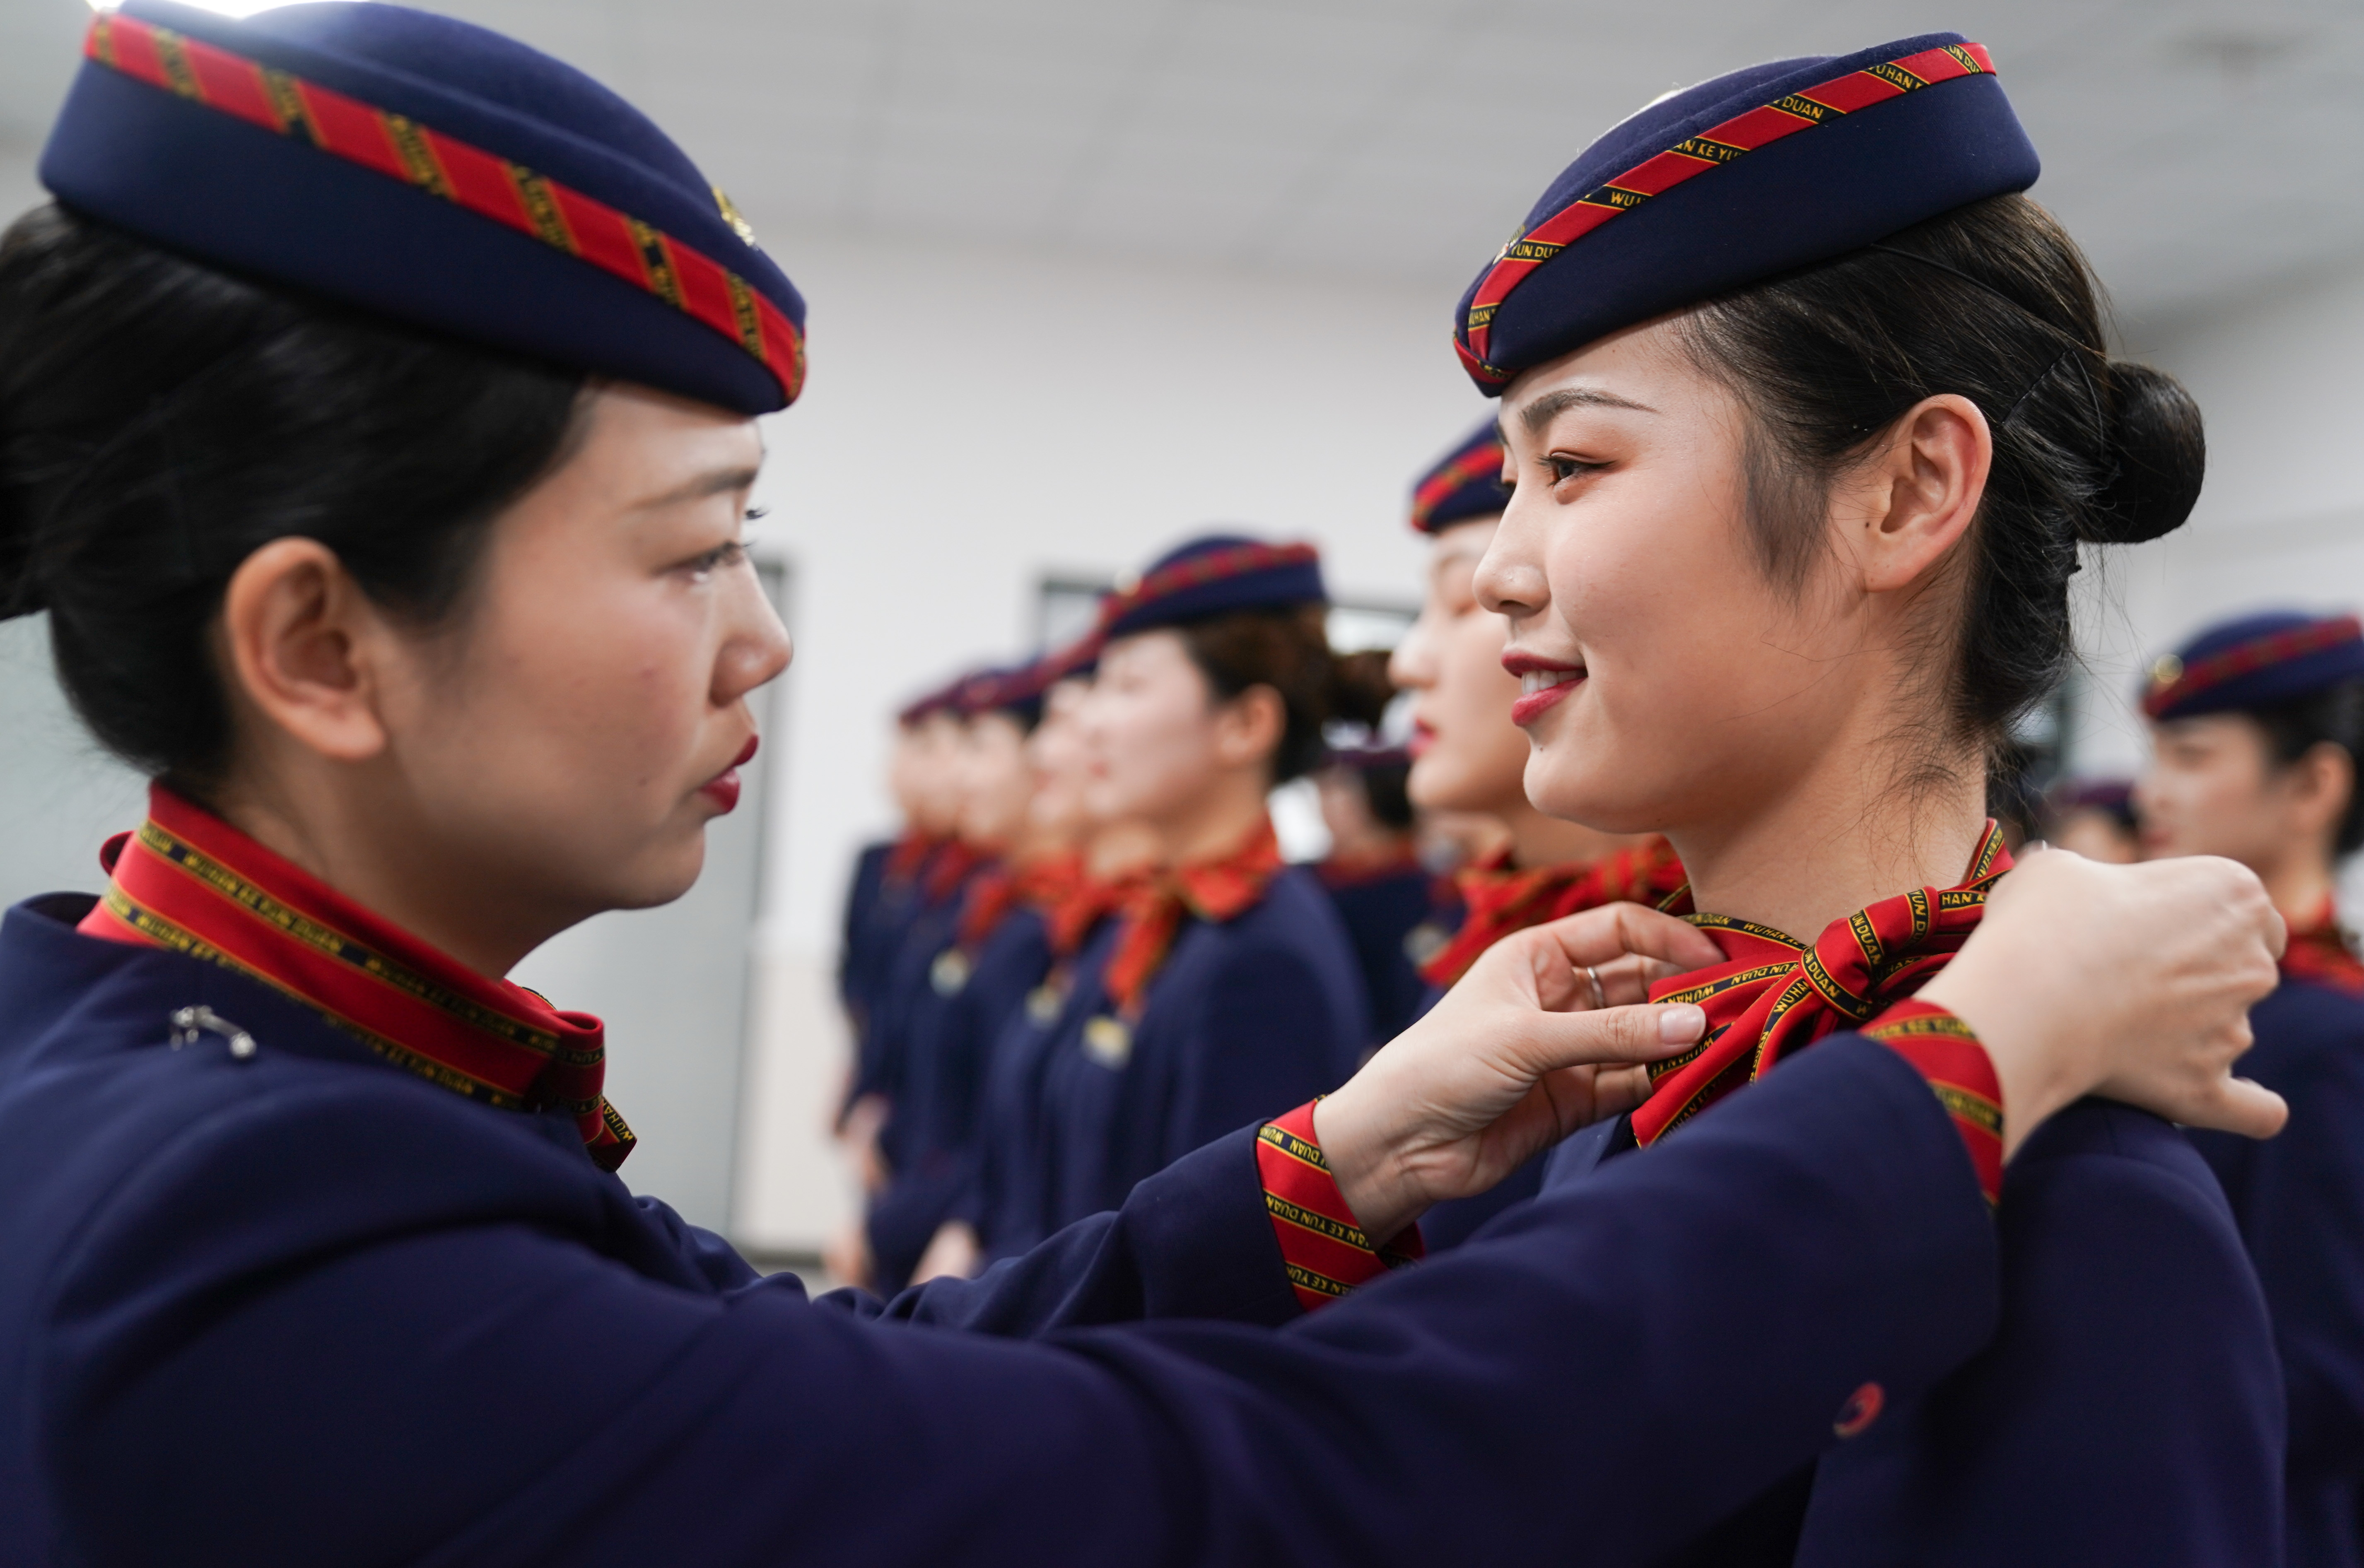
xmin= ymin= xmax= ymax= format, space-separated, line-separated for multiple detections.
xmin=1660 ymin=1004 xmax=1706 ymax=1043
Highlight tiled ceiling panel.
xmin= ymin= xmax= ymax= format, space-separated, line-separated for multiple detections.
xmin=1 ymin=0 xmax=2358 ymax=325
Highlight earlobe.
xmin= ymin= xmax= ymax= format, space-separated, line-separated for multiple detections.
xmin=219 ymin=538 xmax=393 ymax=765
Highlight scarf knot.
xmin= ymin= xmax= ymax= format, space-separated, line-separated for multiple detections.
xmin=1102 ymin=817 xmax=1286 ymax=1019
xmin=1633 ymin=823 xmax=2011 ymax=1146
xmin=2282 ymin=896 xmax=2364 ymax=997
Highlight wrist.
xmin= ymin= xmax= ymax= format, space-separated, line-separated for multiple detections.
xmin=1913 ymin=969 xmax=2072 ymax=1161
xmin=1310 ymin=1090 xmax=1419 ymax=1245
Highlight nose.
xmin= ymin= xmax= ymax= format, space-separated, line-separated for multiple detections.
xmin=715 ymin=572 xmax=792 ymax=707
xmin=1389 ymin=610 xmax=1439 ymax=690
xmin=1474 ymin=509 xmax=1550 ymax=621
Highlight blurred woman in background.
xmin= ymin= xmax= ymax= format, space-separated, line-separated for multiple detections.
xmin=1023 ymin=535 xmax=1370 ymax=1232
xmin=1387 ymin=419 xmax=1677 ymax=1245
xmin=2141 ymin=609 xmax=2364 ymax=1568
xmin=2043 ymin=777 xmax=2142 ymax=862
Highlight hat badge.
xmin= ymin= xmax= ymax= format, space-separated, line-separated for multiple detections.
xmin=2149 ymin=654 xmax=2185 ymax=689
xmin=712 ymin=185 xmax=757 ymax=247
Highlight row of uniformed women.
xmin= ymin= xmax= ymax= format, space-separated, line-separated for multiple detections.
xmin=0 ymin=6 xmax=2300 ymax=1563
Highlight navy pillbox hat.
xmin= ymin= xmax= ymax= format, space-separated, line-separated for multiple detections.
xmin=39 ymin=0 xmax=805 ymax=415
xmin=1410 ymin=419 xmax=1510 ymax=534
xmin=2144 ymin=611 xmax=2364 ymax=721
xmin=1100 ymin=535 xmax=1327 ymax=642
xmin=1455 ymin=33 xmax=2036 ymax=393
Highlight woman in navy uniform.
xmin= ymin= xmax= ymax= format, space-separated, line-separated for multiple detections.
xmin=0 ymin=5 xmax=2292 ymax=1562
xmin=1387 ymin=419 xmax=1679 ymax=1246
xmin=1467 ymin=32 xmax=2284 ymax=1564
xmin=1312 ymin=651 xmax=1434 ymax=1051
xmin=1024 ymin=536 xmax=1370 ymax=1231
xmin=851 ymin=660 xmax=1081 ymax=1293
xmin=2140 ymin=610 xmax=2364 ymax=1568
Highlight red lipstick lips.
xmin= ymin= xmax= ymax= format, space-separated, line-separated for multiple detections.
xmin=701 ymin=735 xmax=759 ymax=814
xmin=1503 ymin=650 xmax=1584 ymax=727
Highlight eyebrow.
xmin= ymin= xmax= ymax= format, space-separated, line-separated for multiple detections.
xmin=1513 ymin=385 xmax=1659 ymax=435
xmin=632 ymin=464 xmax=764 ymax=511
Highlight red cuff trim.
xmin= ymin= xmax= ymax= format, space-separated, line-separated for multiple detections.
xmin=1860 ymin=1000 xmax=2003 ymax=1207
xmin=1254 ymin=1101 xmax=1423 ymax=1313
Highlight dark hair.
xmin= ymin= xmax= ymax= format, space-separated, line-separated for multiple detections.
xmin=2249 ymin=680 xmax=2364 ymax=857
xmin=1176 ymin=602 xmax=1356 ymax=784
xmin=0 ymin=205 xmax=586 ymax=791
xmin=1678 ymin=194 xmax=2205 ymax=774
xmin=1325 ymin=648 xmax=1414 ymax=828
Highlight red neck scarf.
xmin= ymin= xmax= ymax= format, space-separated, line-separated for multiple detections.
xmin=883 ymin=829 xmax=939 ymax=886
xmin=1102 ymin=816 xmax=1286 ymax=1019
xmin=2282 ymin=896 xmax=2364 ymax=997
xmin=1632 ymin=822 xmax=2012 ymax=1146
xmin=921 ymin=839 xmax=988 ymax=906
xmin=78 ymin=786 xmax=635 ymax=1171
xmin=955 ymin=851 xmax=1086 ymax=954
xmin=1044 ymin=865 xmax=1146 ymax=960
xmin=1419 ymin=837 xmax=1686 ymax=988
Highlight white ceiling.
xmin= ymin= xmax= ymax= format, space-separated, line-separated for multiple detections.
xmin=2 ymin=0 xmax=2360 ymax=329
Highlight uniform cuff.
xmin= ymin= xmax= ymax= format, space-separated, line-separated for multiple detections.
xmin=1859 ymin=1000 xmax=2004 ymax=1207
xmin=1254 ymin=1100 xmax=1424 ymax=1311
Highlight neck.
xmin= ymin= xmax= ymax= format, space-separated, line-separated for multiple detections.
xmin=1085 ymin=819 xmax=1161 ymax=882
xmin=1152 ymin=765 xmax=1271 ymax=867
xmin=203 ymin=770 xmax=557 ymax=980
xmin=1503 ymin=795 xmax=1645 ymax=871
xmin=1006 ymin=819 xmax=1081 ymax=869
xmin=2253 ymin=846 xmax=2341 ymax=929
xmin=1666 ymin=743 xmax=1990 ymax=942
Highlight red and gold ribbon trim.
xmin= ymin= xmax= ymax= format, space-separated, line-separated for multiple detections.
xmin=2142 ymin=616 xmax=2364 ymax=718
xmin=1409 ymin=438 xmax=1508 ymax=532
xmin=1859 ymin=999 xmax=2003 ymax=1206
xmin=80 ymin=786 xmax=634 ymax=1169
xmin=1255 ymin=1099 xmax=1423 ymax=1312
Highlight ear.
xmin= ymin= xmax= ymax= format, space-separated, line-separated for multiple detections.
xmin=217 ymin=537 xmax=396 ymax=764
xmin=1213 ymin=683 xmax=1288 ymax=771
xmin=2287 ymin=741 xmax=2357 ymax=843
xmin=1837 ymin=393 xmax=1993 ymax=596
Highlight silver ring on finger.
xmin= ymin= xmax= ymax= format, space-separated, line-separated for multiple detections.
xmin=1583 ymin=966 xmax=1606 ymax=1010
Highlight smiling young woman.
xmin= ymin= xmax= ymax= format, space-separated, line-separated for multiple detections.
xmin=1462 ymin=30 xmax=2277 ymax=1565
xmin=2139 ymin=610 xmax=2364 ymax=1568
xmin=0 ymin=4 xmax=2299 ymax=1562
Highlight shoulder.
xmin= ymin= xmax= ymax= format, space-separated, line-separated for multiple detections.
xmin=2243 ymin=979 xmax=2364 ymax=1086
xmin=2004 ymin=1098 xmax=2235 ymax=1225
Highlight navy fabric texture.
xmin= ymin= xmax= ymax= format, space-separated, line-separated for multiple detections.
xmin=866 ymin=906 xmax=1054 ymax=1292
xmin=2193 ymin=978 xmax=2364 ymax=1568
xmin=1455 ymin=31 xmax=2038 ymax=393
xmin=1032 ymin=867 xmax=1368 ymax=1231
xmin=0 ymin=888 xmax=2008 ymax=1563
xmin=1321 ymin=865 xmax=1438 ymax=1051
xmin=2149 ymin=609 xmax=2364 ymax=720
xmin=1101 ymin=534 xmax=1327 ymax=641
xmin=40 ymin=0 xmax=804 ymax=414
xmin=854 ymin=867 xmax=978 ymax=1163
xmin=1544 ymin=1092 xmax=2281 ymax=1563
xmin=836 ymin=839 xmax=894 ymax=1016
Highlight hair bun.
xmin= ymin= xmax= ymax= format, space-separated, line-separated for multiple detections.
xmin=2081 ymin=359 xmax=2205 ymax=545
xmin=1328 ymin=648 xmax=1397 ymax=731
xmin=0 ymin=447 xmax=39 ymax=621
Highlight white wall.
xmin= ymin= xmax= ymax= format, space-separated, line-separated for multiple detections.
xmin=727 ymin=223 xmax=1486 ymax=1248
xmin=2070 ymin=263 xmax=2364 ymax=780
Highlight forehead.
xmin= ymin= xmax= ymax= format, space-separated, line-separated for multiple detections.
xmin=2152 ymin=713 xmax=2268 ymax=751
xmin=1498 ymin=314 xmax=1697 ymax=433
xmin=1100 ymin=629 xmax=1190 ymax=674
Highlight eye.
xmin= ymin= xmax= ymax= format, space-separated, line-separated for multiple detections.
xmin=745 ymin=505 xmax=769 ymax=523
xmin=1544 ymin=453 xmax=1604 ymax=485
xmin=680 ymin=539 xmax=749 ymax=577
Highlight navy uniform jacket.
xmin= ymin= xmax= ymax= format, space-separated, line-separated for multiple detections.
xmin=1545 ymin=1098 xmax=2283 ymax=1564
xmin=837 ymin=837 xmax=893 ymax=1017
xmin=866 ymin=906 xmax=1053 ymax=1291
xmin=0 ymin=891 xmax=2019 ymax=1566
xmin=964 ymin=930 xmax=1108 ymax=1262
xmin=1318 ymin=862 xmax=1436 ymax=1050
xmin=857 ymin=873 xmax=974 ymax=1170
xmin=1035 ymin=868 xmax=1367 ymax=1231
xmin=843 ymin=845 xmax=936 ymax=1114
xmin=2192 ymin=977 xmax=2364 ymax=1568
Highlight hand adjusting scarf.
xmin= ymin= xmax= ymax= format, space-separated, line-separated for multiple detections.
xmin=1102 ymin=815 xmax=1286 ymax=1020
xmin=1418 ymin=837 xmax=1686 ymax=988
xmin=80 ymin=785 xmax=636 ymax=1170
xmin=1632 ymin=822 xmax=2011 ymax=1147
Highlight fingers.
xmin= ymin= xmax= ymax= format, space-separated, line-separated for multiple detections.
xmin=1508 ymin=998 xmax=1708 ymax=1073
xmin=1531 ymin=902 xmax=1725 ymax=973
xmin=2179 ymin=1077 xmax=2290 ymax=1141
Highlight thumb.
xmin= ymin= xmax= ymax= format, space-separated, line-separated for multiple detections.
xmin=2181 ymin=1076 xmax=2289 ymax=1141
xmin=1501 ymin=999 xmax=1707 ymax=1075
